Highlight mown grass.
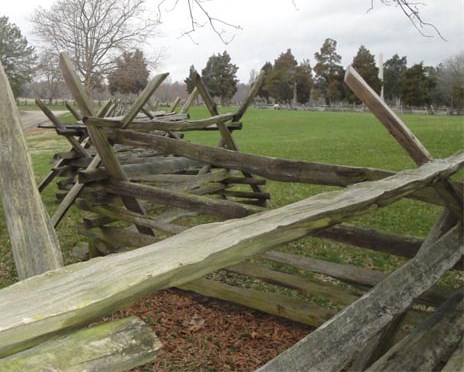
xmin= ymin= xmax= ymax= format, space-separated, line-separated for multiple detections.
xmin=0 ymin=108 xmax=462 ymax=290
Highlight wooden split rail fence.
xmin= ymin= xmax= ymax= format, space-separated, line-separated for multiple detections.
xmin=0 ymin=55 xmax=462 ymax=371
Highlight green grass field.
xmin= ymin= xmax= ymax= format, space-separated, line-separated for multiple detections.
xmin=0 ymin=108 xmax=462 ymax=290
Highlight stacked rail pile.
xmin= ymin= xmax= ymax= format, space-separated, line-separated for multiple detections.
xmin=36 ymin=76 xmax=187 ymax=203
xmin=47 ymin=53 xmax=269 ymax=256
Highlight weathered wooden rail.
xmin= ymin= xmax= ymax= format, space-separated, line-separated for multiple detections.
xmin=0 ymin=153 xmax=462 ymax=355
xmin=0 ymin=62 xmax=63 ymax=280
xmin=0 ymin=56 xmax=462 ymax=371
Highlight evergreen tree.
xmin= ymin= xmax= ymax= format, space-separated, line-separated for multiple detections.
xmin=201 ymin=51 xmax=238 ymax=105
xmin=295 ymin=59 xmax=313 ymax=104
xmin=184 ymin=65 xmax=196 ymax=94
xmin=108 ymin=49 xmax=149 ymax=95
xmin=314 ymin=38 xmax=344 ymax=105
xmin=347 ymin=45 xmax=381 ymax=102
xmin=257 ymin=62 xmax=272 ymax=103
xmin=0 ymin=16 xmax=37 ymax=97
xmin=384 ymin=54 xmax=407 ymax=102
xmin=401 ymin=63 xmax=436 ymax=106
xmin=264 ymin=49 xmax=298 ymax=103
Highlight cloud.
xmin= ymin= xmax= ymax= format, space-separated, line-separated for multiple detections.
xmin=3 ymin=0 xmax=462 ymax=82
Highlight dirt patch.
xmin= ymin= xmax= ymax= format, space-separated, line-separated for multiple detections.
xmin=110 ymin=288 xmax=312 ymax=371
xmin=20 ymin=110 xmax=67 ymax=129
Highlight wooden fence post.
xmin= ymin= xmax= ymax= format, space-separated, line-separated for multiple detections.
xmin=0 ymin=61 xmax=63 ymax=279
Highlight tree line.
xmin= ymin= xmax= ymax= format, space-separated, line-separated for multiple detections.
xmin=187 ymin=40 xmax=463 ymax=109
xmin=0 ymin=0 xmax=462 ymax=110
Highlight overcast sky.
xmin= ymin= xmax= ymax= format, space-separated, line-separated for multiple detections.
xmin=2 ymin=0 xmax=463 ymax=83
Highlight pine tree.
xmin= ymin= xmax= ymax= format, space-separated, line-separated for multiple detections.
xmin=108 ymin=49 xmax=149 ymax=95
xmin=201 ymin=51 xmax=238 ymax=106
xmin=257 ymin=62 xmax=272 ymax=104
xmin=0 ymin=16 xmax=37 ymax=97
xmin=184 ymin=65 xmax=196 ymax=94
xmin=264 ymin=49 xmax=298 ymax=104
xmin=401 ymin=63 xmax=436 ymax=106
xmin=295 ymin=59 xmax=313 ymax=104
xmin=314 ymin=38 xmax=344 ymax=105
xmin=347 ymin=45 xmax=381 ymax=102
xmin=384 ymin=54 xmax=407 ymax=102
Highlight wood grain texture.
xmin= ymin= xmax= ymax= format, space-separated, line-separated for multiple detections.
xmin=0 ymin=62 xmax=63 ymax=279
xmin=367 ymin=290 xmax=464 ymax=372
xmin=258 ymin=224 xmax=463 ymax=372
xmin=0 ymin=155 xmax=461 ymax=356
xmin=441 ymin=337 xmax=464 ymax=372
xmin=0 ymin=317 xmax=161 ymax=371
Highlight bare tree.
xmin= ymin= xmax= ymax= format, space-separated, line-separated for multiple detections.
xmin=32 ymin=0 xmax=159 ymax=90
xmin=435 ymin=52 xmax=464 ymax=109
xmin=33 ymin=49 xmax=65 ymax=103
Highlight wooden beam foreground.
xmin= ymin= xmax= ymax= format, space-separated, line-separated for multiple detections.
xmin=0 ymin=154 xmax=462 ymax=357
xmin=258 ymin=223 xmax=463 ymax=372
xmin=367 ymin=290 xmax=464 ymax=371
xmin=0 ymin=61 xmax=63 ymax=280
xmin=0 ymin=317 xmax=161 ymax=371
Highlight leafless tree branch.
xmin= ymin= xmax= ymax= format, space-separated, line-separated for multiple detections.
xmin=157 ymin=1 xmax=445 ymax=44
xmin=373 ymin=0 xmax=446 ymax=41
xmin=156 ymin=0 xmax=242 ymax=44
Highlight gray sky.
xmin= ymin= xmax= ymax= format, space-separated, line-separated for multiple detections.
xmin=2 ymin=0 xmax=463 ymax=82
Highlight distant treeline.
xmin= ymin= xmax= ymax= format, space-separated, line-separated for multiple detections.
xmin=21 ymin=40 xmax=463 ymax=110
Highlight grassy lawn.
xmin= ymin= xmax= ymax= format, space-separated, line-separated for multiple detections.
xmin=0 ymin=108 xmax=462 ymax=290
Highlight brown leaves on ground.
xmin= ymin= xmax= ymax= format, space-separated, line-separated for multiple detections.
xmin=111 ymin=288 xmax=312 ymax=371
